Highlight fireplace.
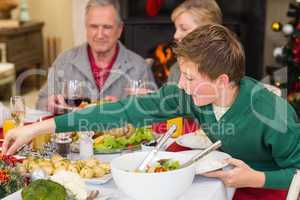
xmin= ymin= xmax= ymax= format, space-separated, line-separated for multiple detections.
xmin=151 ymin=42 xmax=176 ymax=87
xmin=120 ymin=0 xmax=266 ymax=82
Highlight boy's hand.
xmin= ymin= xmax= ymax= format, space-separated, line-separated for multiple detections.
xmin=203 ymin=158 xmax=265 ymax=188
xmin=2 ymin=126 xmax=35 ymax=155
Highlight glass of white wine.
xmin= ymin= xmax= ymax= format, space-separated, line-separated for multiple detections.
xmin=125 ymin=80 xmax=148 ymax=96
xmin=10 ymin=96 xmax=26 ymax=127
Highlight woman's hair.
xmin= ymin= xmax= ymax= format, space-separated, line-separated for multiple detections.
xmin=173 ymin=24 xmax=245 ymax=83
xmin=171 ymin=0 xmax=222 ymax=25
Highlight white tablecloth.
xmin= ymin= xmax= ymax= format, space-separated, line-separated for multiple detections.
xmin=3 ymin=153 xmax=235 ymax=200
xmin=3 ymin=176 xmax=234 ymax=200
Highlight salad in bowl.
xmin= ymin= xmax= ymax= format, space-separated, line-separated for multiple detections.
xmin=111 ymin=151 xmax=196 ymax=200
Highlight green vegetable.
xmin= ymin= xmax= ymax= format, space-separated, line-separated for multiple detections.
xmin=94 ymin=143 xmax=109 ymax=150
xmin=21 ymin=179 xmax=67 ymax=200
xmin=102 ymin=135 xmax=119 ymax=148
xmin=116 ymin=136 xmax=128 ymax=146
xmin=93 ymin=127 xmax=154 ymax=151
xmin=162 ymin=160 xmax=180 ymax=171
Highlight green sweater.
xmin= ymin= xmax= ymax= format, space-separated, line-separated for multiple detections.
xmin=55 ymin=77 xmax=300 ymax=189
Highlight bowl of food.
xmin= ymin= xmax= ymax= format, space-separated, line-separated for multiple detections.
xmin=111 ymin=151 xmax=195 ymax=200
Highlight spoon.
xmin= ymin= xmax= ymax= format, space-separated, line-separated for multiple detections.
xmin=179 ymin=140 xmax=222 ymax=169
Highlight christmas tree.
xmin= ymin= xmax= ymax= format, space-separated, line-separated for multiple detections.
xmin=272 ymin=1 xmax=300 ymax=116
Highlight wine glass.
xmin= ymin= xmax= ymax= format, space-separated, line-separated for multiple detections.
xmin=10 ymin=96 xmax=26 ymax=127
xmin=125 ymin=80 xmax=150 ymax=96
xmin=61 ymin=80 xmax=90 ymax=109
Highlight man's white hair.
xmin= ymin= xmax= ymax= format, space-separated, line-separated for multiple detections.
xmin=85 ymin=0 xmax=122 ymax=24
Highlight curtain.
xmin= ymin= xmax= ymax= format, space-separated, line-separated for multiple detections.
xmin=72 ymin=0 xmax=88 ymax=46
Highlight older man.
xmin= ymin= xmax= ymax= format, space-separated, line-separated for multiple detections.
xmin=37 ymin=0 xmax=156 ymax=113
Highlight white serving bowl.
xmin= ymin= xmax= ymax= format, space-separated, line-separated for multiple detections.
xmin=111 ymin=151 xmax=196 ymax=200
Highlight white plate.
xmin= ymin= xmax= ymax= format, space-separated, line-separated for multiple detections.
xmin=84 ymin=173 xmax=112 ymax=185
xmin=25 ymin=108 xmax=52 ymax=123
xmin=176 ymin=131 xmax=213 ymax=149
xmin=181 ymin=150 xmax=231 ymax=174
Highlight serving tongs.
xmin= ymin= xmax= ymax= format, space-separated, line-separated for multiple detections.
xmin=137 ymin=125 xmax=177 ymax=171
xmin=179 ymin=140 xmax=222 ymax=169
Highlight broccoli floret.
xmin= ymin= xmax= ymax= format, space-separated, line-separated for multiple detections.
xmin=21 ymin=179 xmax=67 ymax=200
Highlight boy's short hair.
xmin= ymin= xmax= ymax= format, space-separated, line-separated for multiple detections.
xmin=171 ymin=0 xmax=222 ymax=25
xmin=173 ymin=24 xmax=245 ymax=83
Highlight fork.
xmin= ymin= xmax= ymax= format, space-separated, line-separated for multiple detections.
xmin=86 ymin=190 xmax=99 ymax=200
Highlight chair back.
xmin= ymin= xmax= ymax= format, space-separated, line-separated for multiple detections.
xmin=286 ymin=170 xmax=300 ymax=200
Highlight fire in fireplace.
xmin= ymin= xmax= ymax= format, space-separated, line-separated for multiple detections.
xmin=150 ymin=42 xmax=175 ymax=87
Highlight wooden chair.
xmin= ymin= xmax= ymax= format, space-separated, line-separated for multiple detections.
xmin=0 ymin=43 xmax=15 ymax=96
xmin=286 ymin=170 xmax=300 ymax=200
xmin=263 ymin=83 xmax=282 ymax=97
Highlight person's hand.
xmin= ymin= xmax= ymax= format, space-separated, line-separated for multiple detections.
xmin=203 ymin=158 xmax=265 ymax=188
xmin=47 ymin=95 xmax=66 ymax=114
xmin=2 ymin=119 xmax=55 ymax=155
xmin=2 ymin=126 xmax=35 ymax=155
xmin=125 ymin=88 xmax=154 ymax=96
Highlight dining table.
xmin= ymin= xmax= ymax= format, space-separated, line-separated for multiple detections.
xmin=3 ymin=152 xmax=235 ymax=200
xmin=1 ymin=108 xmax=235 ymax=200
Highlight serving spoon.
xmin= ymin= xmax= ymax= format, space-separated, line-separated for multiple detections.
xmin=137 ymin=125 xmax=177 ymax=171
xmin=179 ymin=140 xmax=222 ymax=169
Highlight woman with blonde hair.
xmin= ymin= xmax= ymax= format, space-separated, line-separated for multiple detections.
xmin=168 ymin=0 xmax=222 ymax=83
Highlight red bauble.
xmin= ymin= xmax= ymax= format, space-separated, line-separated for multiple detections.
xmin=146 ymin=0 xmax=164 ymax=16
xmin=296 ymin=22 xmax=300 ymax=30
xmin=294 ymin=37 xmax=300 ymax=44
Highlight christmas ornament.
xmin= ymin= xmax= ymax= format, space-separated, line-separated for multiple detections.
xmin=283 ymin=24 xmax=294 ymax=35
xmin=31 ymin=168 xmax=48 ymax=181
xmin=272 ymin=2 xmax=300 ymax=116
xmin=146 ymin=0 xmax=164 ymax=17
xmin=271 ymin=21 xmax=282 ymax=32
xmin=273 ymin=47 xmax=284 ymax=58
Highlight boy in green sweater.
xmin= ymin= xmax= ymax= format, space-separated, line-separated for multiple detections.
xmin=3 ymin=24 xmax=300 ymax=189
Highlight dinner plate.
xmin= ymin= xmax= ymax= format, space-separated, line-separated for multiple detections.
xmin=176 ymin=130 xmax=213 ymax=149
xmin=84 ymin=173 xmax=112 ymax=185
xmin=71 ymin=142 xmax=141 ymax=154
xmin=24 ymin=108 xmax=52 ymax=123
xmin=93 ymin=144 xmax=141 ymax=154
xmin=181 ymin=150 xmax=231 ymax=174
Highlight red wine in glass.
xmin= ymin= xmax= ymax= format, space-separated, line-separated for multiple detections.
xmin=65 ymin=97 xmax=91 ymax=107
